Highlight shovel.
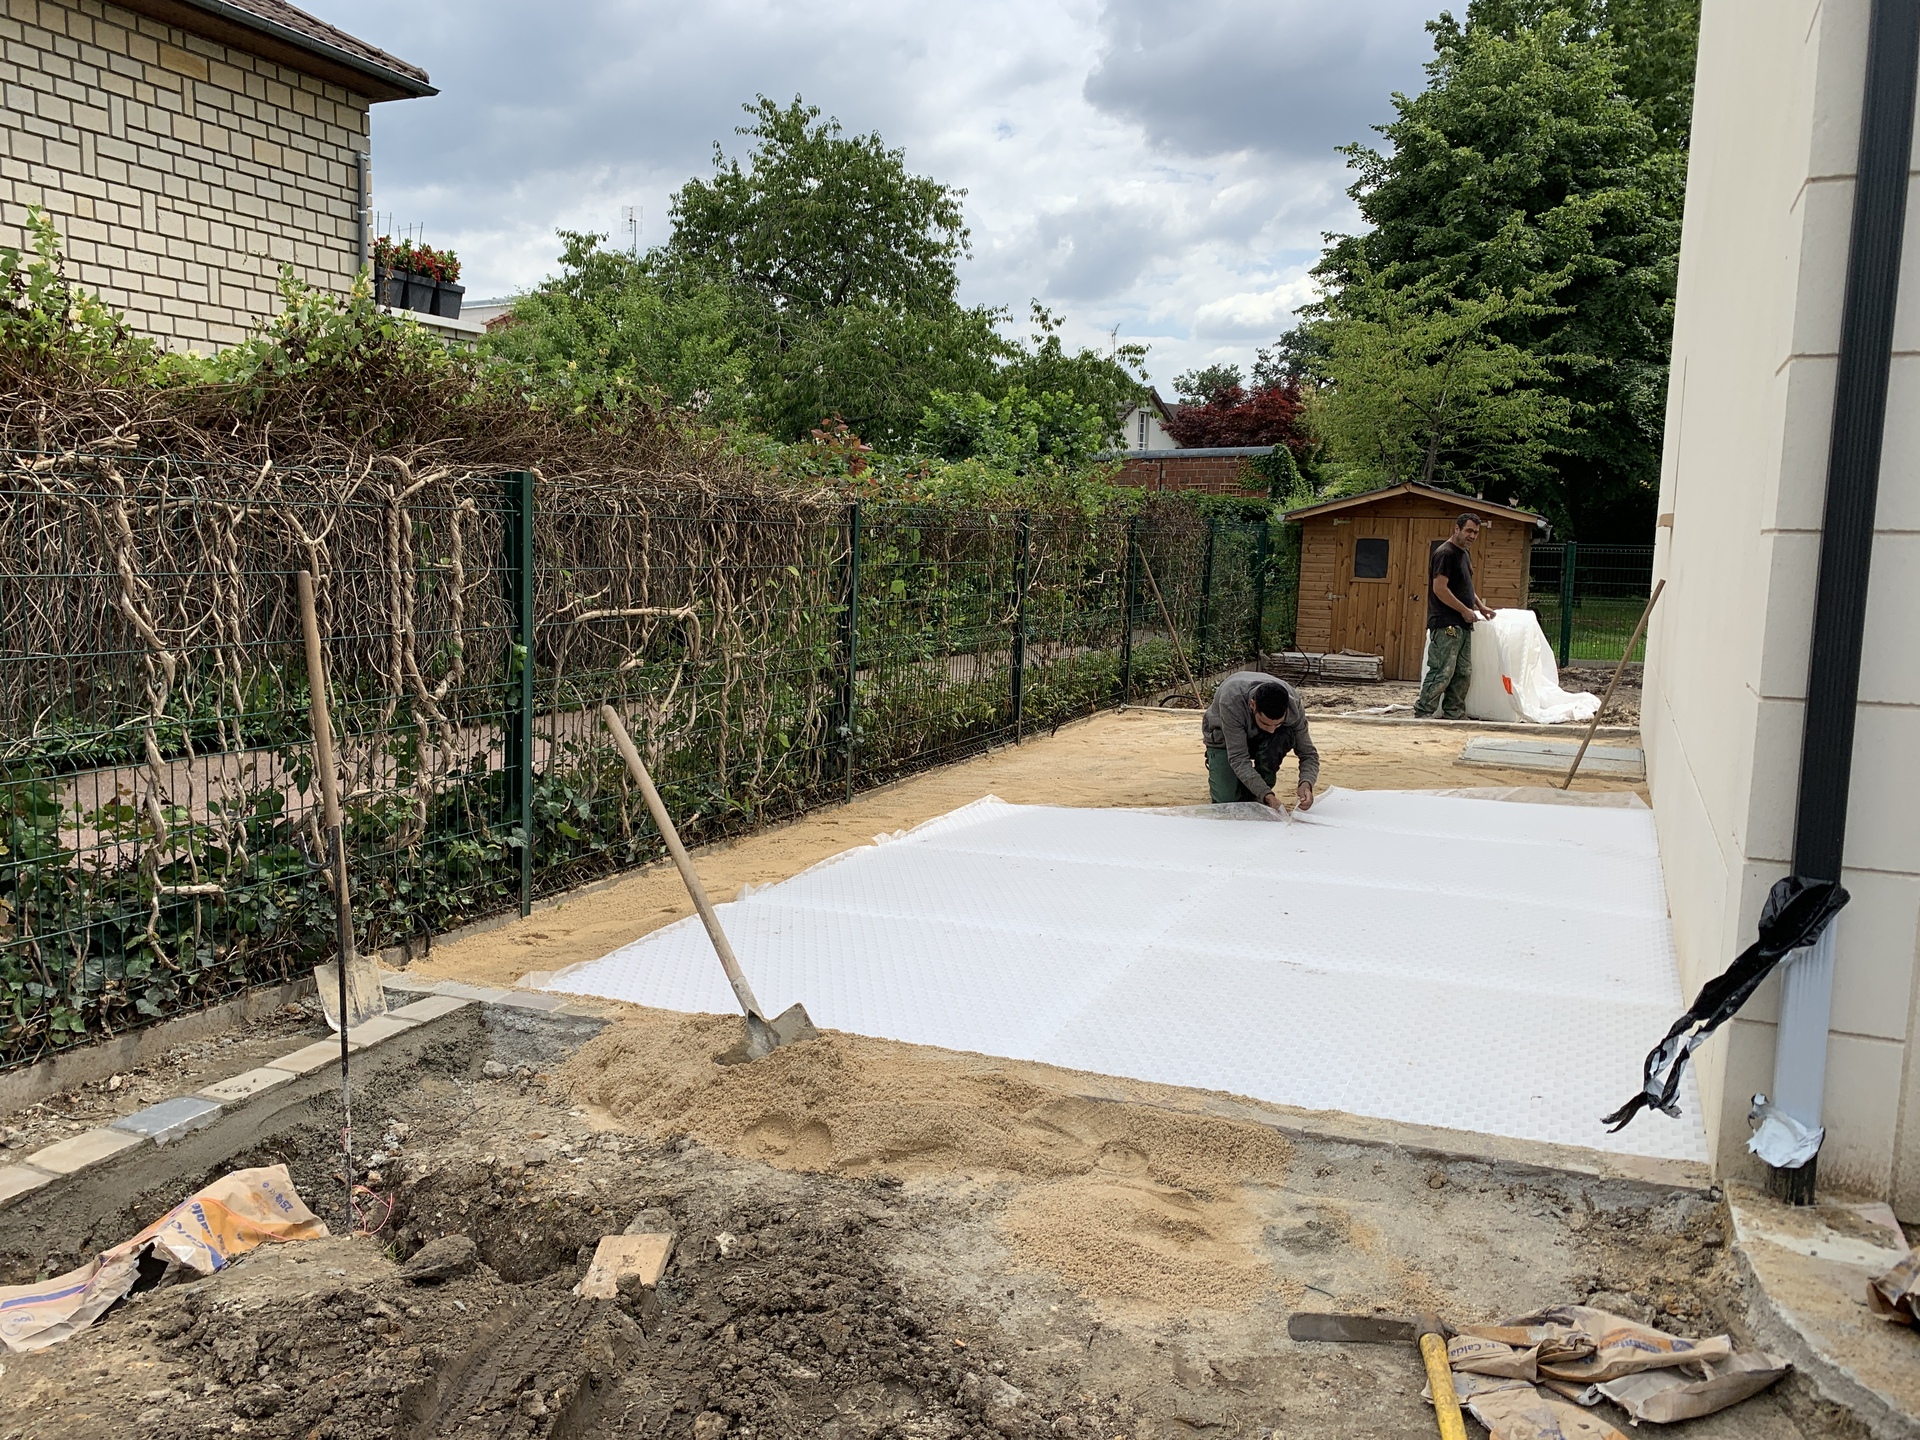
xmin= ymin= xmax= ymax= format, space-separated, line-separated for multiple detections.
xmin=600 ymin=704 xmax=819 ymax=1062
xmin=1288 ymin=1312 xmax=1467 ymax=1440
xmin=296 ymin=571 xmax=388 ymax=1035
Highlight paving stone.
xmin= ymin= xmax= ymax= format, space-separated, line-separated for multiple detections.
xmin=0 ymin=1163 xmax=56 ymax=1209
xmin=575 ymin=1232 xmax=675 ymax=1299
xmin=432 ymin=981 xmax=511 ymax=1004
xmin=271 ymin=1038 xmax=356 ymax=1075
xmin=382 ymin=973 xmax=441 ymax=994
xmin=341 ymin=1013 xmax=419 ymax=1046
xmin=25 ymin=1127 xmax=145 ymax=1175
xmin=386 ymin=993 xmax=475 ymax=1023
xmin=111 ymin=1095 xmax=223 ymax=1145
xmin=197 ymin=1066 xmax=297 ymax=1104
xmin=492 ymin=991 xmax=567 ymax=1013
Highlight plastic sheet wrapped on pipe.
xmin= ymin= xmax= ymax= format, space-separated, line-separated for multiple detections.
xmin=1419 ymin=610 xmax=1600 ymax=724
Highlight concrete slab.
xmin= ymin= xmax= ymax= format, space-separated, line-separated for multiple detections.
xmin=198 ymin=1066 xmax=297 ymax=1104
xmin=110 ymin=1095 xmax=223 ymax=1145
xmin=492 ymin=991 xmax=568 ymax=1013
xmin=25 ymin=1126 xmax=145 ymax=1175
xmin=575 ymin=1232 xmax=675 ymax=1298
xmin=432 ymin=981 xmax=511 ymax=1004
xmin=382 ymin=972 xmax=440 ymax=993
xmin=0 ymin=1163 xmax=56 ymax=1208
xmin=271 ymin=1039 xmax=355 ymax=1076
xmin=386 ymin=993 xmax=475 ymax=1024
xmin=1730 ymin=1182 xmax=1920 ymax=1438
xmin=1459 ymin=736 xmax=1646 ymax=779
xmin=341 ymin=1014 xmax=420 ymax=1047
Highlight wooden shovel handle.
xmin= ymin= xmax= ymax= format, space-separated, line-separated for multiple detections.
xmin=1418 ymin=1329 xmax=1469 ymax=1440
xmin=297 ymin=571 xmax=344 ymax=833
xmin=600 ymin=705 xmax=766 ymax=1022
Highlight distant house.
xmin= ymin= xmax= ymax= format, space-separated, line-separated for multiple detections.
xmin=0 ymin=0 xmax=433 ymax=351
xmin=1117 ymin=388 xmax=1177 ymax=453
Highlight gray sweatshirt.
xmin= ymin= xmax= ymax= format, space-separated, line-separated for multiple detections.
xmin=1200 ymin=671 xmax=1320 ymax=798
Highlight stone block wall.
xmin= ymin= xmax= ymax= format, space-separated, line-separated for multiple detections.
xmin=0 ymin=0 xmax=369 ymax=351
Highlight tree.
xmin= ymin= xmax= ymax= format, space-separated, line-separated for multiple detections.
xmin=1172 ymin=363 xmax=1244 ymax=404
xmin=1309 ymin=267 xmax=1573 ymax=501
xmin=482 ymin=231 xmax=745 ymax=415
xmin=1313 ymin=8 xmax=1688 ymax=536
xmin=666 ymin=96 xmax=970 ymax=317
xmin=998 ymin=304 xmax=1148 ymax=435
xmin=915 ymin=386 xmax=1110 ymax=471
xmin=1163 ymin=382 xmax=1306 ymax=449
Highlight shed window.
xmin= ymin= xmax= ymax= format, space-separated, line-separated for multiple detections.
xmin=1353 ymin=537 xmax=1390 ymax=579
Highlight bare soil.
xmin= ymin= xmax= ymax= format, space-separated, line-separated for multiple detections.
xmin=0 ymin=1012 xmax=1860 ymax=1440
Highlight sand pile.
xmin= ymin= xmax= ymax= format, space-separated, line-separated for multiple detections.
xmin=561 ymin=1008 xmax=1296 ymax=1308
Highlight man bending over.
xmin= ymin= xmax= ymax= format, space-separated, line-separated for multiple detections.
xmin=1201 ymin=672 xmax=1319 ymax=812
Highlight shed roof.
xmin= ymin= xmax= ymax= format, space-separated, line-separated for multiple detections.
xmin=118 ymin=0 xmax=434 ymax=100
xmin=1283 ymin=482 xmax=1542 ymax=526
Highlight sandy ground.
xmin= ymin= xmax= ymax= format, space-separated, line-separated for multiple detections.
xmin=413 ymin=706 xmax=1647 ymax=992
xmin=0 ymin=1006 xmax=1860 ymax=1440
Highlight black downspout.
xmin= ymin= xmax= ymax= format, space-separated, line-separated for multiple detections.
xmin=1774 ymin=0 xmax=1920 ymax=1204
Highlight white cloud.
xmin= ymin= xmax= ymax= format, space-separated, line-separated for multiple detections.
xmin=1192 ymin=273 xmax=1322 ymax=339
xmin=319 ymin=0 xmax=1436 ymax=386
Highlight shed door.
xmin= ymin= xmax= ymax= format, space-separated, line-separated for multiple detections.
xmin=1329 ymin=517 xmax=1409 ymax=674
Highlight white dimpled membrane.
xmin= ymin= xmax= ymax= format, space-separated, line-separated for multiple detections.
xmin=549 ymin=790 xmax=1706 ymax=1163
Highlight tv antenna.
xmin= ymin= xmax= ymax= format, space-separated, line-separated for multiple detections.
xmin=622 ymin=205 xmax=641 ymax=259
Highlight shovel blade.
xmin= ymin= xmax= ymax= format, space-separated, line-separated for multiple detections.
xmin=1287 ymin=1313 xmax=1417 ymax=1346
xmin=316 ymin=959 xmax=389 ymax=1033
xmin=715 ymin=1003 xmax=822 ymax=1065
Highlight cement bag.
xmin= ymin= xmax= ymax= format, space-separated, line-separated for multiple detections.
xmin=0 ymin=1164 xmax=326 ymax=1352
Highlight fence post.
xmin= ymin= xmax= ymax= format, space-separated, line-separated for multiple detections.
xmin=1011 ymin=510 xmax=1030 ymax=737
xmin=1250 ymin=520 xmax=1270 ymax=659
xmin=1196 ymin=516 xmax=1217 ymax=670
xmin=1119 ymin=513 xmax=1138 ymax=699
xmin=841 ymin=500 xmax=861 ymax=802
xmin=502 ymin=471 xmax=535 ymax=917
xmin=1557 ymin=539 xmax=1578 ymax=667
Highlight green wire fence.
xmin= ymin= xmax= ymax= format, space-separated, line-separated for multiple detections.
xmin=0 ymin=457 xmax=1273 ymax=1069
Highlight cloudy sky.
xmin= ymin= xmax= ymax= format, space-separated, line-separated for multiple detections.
xmin=325 ymin=0 xmax=1441 ymax=391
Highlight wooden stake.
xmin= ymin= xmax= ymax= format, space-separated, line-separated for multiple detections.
xmin=1561 ymin=579 xmax=1664 ymax=790
xmin=1138 ymin=550 xmax=1206 ymax=707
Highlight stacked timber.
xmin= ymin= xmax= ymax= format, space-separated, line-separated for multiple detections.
xmin=1261 ymin=651 xmax=1385 ymax=683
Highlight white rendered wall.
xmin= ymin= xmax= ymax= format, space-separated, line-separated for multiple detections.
xmin=1646 ymin=0 xmax=1920 ymax=1212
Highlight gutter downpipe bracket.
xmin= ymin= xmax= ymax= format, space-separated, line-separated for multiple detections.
xmin=1770 ymin=0 xmax=1920 ymax=1205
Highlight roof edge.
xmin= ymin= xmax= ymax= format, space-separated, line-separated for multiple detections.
xmin=117 ymin=0 xmax=435 ymax=100
xmin=1282 ymin=482 xmax=1542 ymax=525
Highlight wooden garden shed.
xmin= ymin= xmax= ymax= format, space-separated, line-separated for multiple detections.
xmin=1285 ymin=484 xmax=1543 ymax=681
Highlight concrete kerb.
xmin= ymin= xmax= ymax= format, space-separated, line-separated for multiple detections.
xmin=0 ymin=995 xmax=482 ymax=1213
xmin=1728 ymin=1183 xmax=1920 ymax=1439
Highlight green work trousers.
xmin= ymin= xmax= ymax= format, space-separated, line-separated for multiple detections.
xmin=1415 ymin=625 xmax=1473 ymax=719
xmin=1206 ymin=745 xmax=1277 ymax=804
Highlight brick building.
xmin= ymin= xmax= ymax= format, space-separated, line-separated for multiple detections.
xmin=1111 ymin=445 xmax=1270 ymax=496
xmin=0 ymin=0 xmax=432 ymax=351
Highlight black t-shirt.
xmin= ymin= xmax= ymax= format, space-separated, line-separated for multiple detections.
xmin=1427 ymin=541 xmax=1478 ymax=629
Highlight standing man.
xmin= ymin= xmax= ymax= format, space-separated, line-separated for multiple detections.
xmin=1202 ymin=671 xmax=1320 ymax=812
xmin=1415 ymin=512 xmax=1498 ymax=720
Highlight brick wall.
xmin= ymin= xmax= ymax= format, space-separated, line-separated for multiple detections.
xmin=1114 ymin=454 xmax=1263 ymax=496
xmin=0 ymin=0 xmax=370 ymax=350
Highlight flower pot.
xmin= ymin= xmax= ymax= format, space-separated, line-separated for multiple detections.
xmin=376 ymin=267 xmax=407 ymax=308
xmin=405 ymin=272 xmax=436 ymax=315
xmin=433 ymin=280 xmax=464 ymax=320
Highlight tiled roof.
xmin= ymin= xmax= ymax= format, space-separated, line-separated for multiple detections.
xmin=125 ymin=0 xmax=435 ymax=99
xmin=223 ymin=0 xmax=429 ymax=86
